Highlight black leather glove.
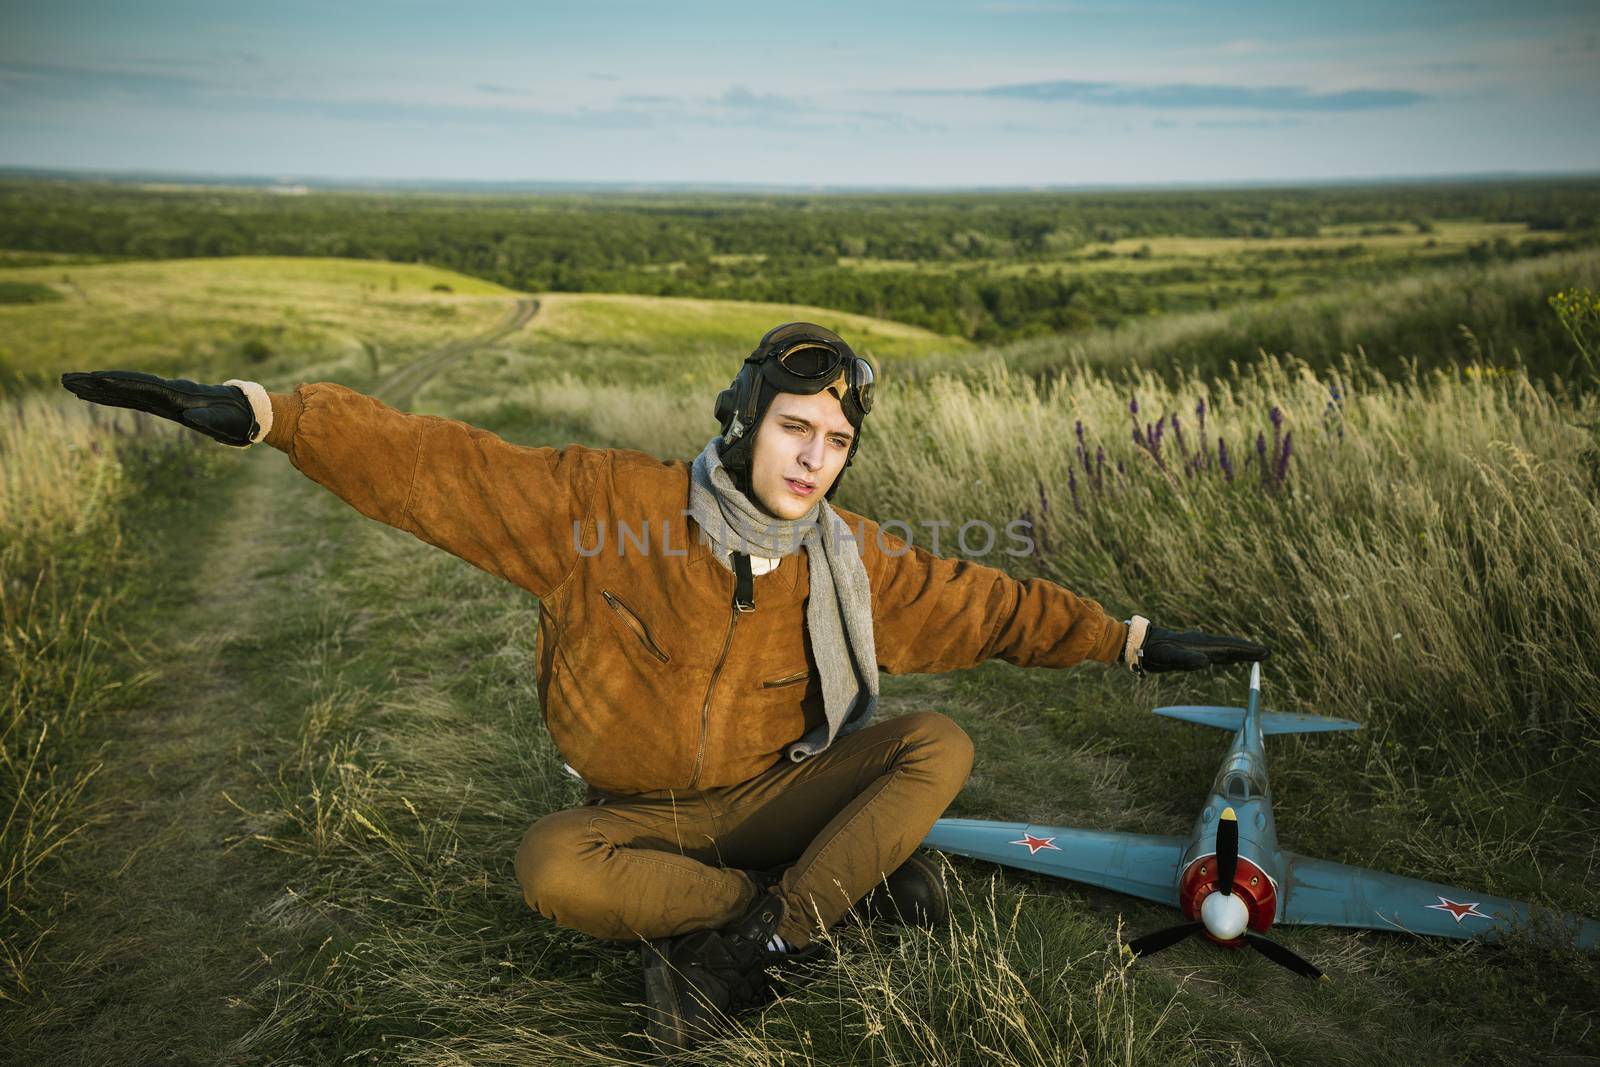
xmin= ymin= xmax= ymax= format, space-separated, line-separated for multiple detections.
xmin=61 ymin=370 xmax=258 ymax=447
xmin=1124 ymin=615 xmax=1269 ymax=675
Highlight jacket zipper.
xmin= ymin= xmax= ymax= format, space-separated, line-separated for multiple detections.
xmin=762 ymin=670 xmax=809 ymax=689
xmin=688 ymin=598 xmax=740 ymax=789
xmin=601 ymin=589 xmax=670 ymax=664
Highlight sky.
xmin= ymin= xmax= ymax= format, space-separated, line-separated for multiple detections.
xmin=1 ymin=0 xmax=1597 ymax=188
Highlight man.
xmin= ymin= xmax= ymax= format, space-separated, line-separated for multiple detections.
xmin=61 ymin=321 xmax=1265 ymax=1051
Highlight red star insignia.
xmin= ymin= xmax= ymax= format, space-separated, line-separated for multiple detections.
xmin=1010 ymin=833 xmax=1060 ymax=855
xmin=1425 ymin=896 xmax=1489 ymax=923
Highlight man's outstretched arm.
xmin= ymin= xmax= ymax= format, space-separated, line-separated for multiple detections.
xmin=62 ymin=371 xmax=602 ymax=599
xmin=853 ymin=514 xmax=1264 ymax=676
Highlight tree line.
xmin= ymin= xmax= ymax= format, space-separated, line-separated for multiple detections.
xmin=2 ymin=179 xmax=1596 ymax=341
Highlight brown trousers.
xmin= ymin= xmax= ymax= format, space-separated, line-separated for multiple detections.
xmin=514 ymin=711 xmax=972 ymax=947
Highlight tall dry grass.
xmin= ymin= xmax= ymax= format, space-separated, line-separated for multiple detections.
xmin=0 ymin=394 xmax=200 ymax=1003
xmin=854 ymin=360 xmax=1600 ymax=752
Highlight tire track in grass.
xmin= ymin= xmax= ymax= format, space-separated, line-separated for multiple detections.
xmin=375 ymin=297 xmax=537 ymax=409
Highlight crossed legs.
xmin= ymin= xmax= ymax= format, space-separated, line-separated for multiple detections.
xmin=514 ymin=711 xmax=972 ymax=946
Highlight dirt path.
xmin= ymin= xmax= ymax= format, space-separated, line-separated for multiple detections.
xmin=14 ymin=455 xmax=312 ymax=1063
xmin=13 ymin=302 xmax=538 ymax=1063
xmin=375 ymin=296 xmax=537 ymax=408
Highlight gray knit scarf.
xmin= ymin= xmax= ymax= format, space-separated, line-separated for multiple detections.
xmin=688 ymin=437 xmax=879 ymax=761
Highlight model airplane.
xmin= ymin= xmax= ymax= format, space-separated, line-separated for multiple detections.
xmin=923 ymin=663 xmax=1599 ymax=978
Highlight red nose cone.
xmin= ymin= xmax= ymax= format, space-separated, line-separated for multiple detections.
xmin=1179 ymin=852 xmax=1278 ymax=939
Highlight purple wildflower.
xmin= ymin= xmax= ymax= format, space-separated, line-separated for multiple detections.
xmin=1256 ymin=431 xmax=1269 ymax=486
xmin=1269 ymin=406 xmax=1284 ymax=430
xmin=1094 ymin=446 xmax=1106 ymax=490
xmin=1075 ymin=420 xmax=1085 ymax=445
xmin=1172 ymin=413 xmax=1188 ymax=458
xmin=1038 ymin=480 xmax=1051 ymax=521
xmin=1068 ymin=467 xmax=1080 ymax=512
xmin=1132 ymin=425 xmax=1145 ymax=447
xmin=1129 ymin=396 xmax=1139 ymax=417
xmin=1218 ymin=437 xmax=1233 ymax=481
xmin=1275 ymin=430 xmax=1293 ymax=487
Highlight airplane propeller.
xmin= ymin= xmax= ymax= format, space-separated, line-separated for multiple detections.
xmin=1127 ymin=808 xmax=1326 ymax=980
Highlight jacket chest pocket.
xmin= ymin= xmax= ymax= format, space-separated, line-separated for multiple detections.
xmin=761 ymin=669 xmax=810 ymax=689
xmin=601 ymin=589 xmax=671 ymax=664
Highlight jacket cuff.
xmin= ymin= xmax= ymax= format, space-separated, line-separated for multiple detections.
xmin=1093 ymin=616 xmax=1131 ymax=665
xmin=223 ymin=379 xmax=273 ymax=444
xmin=264 ymin=389 xmax=304 ymax=453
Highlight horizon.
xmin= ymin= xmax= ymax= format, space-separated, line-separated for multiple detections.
xmin=7 ymin=164 xmax=1600 ymax=198
xmin=2 ymin=2 xmax=1598 ymax=187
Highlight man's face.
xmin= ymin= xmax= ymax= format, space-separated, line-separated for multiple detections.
xmin=749 ymin=389 xmax=856 ymax=519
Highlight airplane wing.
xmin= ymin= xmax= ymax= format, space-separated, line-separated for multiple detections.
xmin=922 ymin=819 xmax=1185 ymax=908
xmin=1280 ymin=851 xmax=1600 ymax=950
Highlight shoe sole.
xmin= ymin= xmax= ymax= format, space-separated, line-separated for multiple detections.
xmin=641 ymin=942 xmax=690 ymax=1054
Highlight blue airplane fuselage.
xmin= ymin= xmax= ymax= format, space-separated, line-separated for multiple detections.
xmin=1180 ymin=674 xmax=1282 ymax=932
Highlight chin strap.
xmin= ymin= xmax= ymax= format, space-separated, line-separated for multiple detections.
xmin=733 ymin=552 xmax=756 ymax=612
xmin=1123 ymin=615 xmax=1151 ymax=674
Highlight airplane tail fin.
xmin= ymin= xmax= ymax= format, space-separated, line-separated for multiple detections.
xmin=1153 ymin=705 xmax=1362 ymax=735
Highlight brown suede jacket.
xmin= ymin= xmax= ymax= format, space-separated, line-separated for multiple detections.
xmin=265 ymin=383 xmax=1129 ymax=795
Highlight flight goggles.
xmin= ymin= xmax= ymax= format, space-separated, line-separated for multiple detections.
xmin=753 ymin=329 xmax=875 ymax=423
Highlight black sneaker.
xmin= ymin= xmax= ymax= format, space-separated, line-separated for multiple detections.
xmin=852 ymin=852 xmax=949 ymax=927
xmin=641 ymin=931 xmax=734 ymax=1054
xmin=641 ymin=890 xmax=788 ymax=1053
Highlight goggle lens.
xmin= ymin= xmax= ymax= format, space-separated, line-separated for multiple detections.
xmin=850 ymin=359 xmax=874 ymax=415
xmin=776 ymin=342 xmax=841 ymax=379
xmin=771 ymin=337 xmax=873 ymax=418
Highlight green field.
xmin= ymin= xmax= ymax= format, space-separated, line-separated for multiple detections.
xmin=2 ymin=239 xmax=1599 ymax=1064
xmin=5 ymin=177 xmax=1596 ymax=342
xmin=0 ymin=257 xmax=967 ymax=397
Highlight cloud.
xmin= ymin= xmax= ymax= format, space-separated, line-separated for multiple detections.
xmin=0 ymin=60 xmax=937 ymax=139
xmin=902 ymin=78 xmax=1428 ymax=111
xmin=1219 ymin=38 xmax=1267 ymax=55
xmin=0 ymin=60 xmax=659 ymax=130
xmin=711 ymin=85 xmax=803 ymax=114
xmin=1194 ymin=117 xmax=1305 ymax=129
xmin=975 ymin=2 xmax=1140 ymax=12
xmin=0 ymin=59 xmax=218 ymax=101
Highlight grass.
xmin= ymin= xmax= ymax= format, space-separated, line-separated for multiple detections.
xmin=0 ymin=391 xmax=228 ymax=1009
xmin=532 ymin=291 xmax=965 ymax=363
xmin=0 ymin=257 xmax=518 ymax=392
xmin=3 ymin=254 xmax=1599 ymax=1063
xmin=906 ymin=246 xmax=1600 ymax=385
xmin=0 ymin=281 xmax=63 ymax=305
xmin=0 ymin=256 xmax=969 ymax=399
xmin=839 ymin=221 xmax=1542 ymax=277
